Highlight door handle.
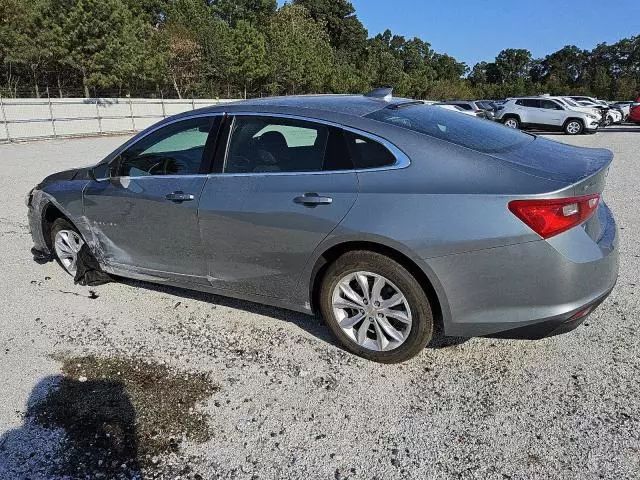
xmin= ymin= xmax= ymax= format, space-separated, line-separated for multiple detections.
xmin=294 ymin=193 xmax=333 ymax=207
xmin=165 ymin=191 xmax=195 ymax=202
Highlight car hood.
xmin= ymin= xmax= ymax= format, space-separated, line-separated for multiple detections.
xmin=39 ymin=167 xmax=91 ymax=186
xmin=489 ymin=136 xmax=613 ymax=184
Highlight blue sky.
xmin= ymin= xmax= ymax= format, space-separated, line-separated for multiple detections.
xmin=285 ymin=0 xmax=640 ymax=67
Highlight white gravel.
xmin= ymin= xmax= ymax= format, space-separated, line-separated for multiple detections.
xmin=0 ymin=127 xmax=639 ymax=479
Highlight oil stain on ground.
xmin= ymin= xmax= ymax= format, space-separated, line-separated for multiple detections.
xmin=29 ymin=355 xmax=218 ymax=478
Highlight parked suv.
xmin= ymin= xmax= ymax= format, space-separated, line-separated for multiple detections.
xmin=494 ymin=97 xmax=600 ymax=135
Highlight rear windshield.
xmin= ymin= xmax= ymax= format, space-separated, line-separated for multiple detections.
xmin=366 ymin=104 xmax=533 ymax=153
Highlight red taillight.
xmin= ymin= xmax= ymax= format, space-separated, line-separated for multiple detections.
xmin=508 ymin=194 xmax=600 ymax=239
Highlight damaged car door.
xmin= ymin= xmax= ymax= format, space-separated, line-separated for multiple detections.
xmin=83 ymin=115 xmax=220 ymax=283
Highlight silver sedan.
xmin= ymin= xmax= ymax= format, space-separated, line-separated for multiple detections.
xmin=26 ymin=91 xmax=619 ymax=363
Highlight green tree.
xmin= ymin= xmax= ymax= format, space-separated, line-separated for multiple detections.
xmin=48 ymin=0 xmax=149 ymax=97
xmin=541 ymin=45 xmax=587 ymax=92
xmin=494 ymin=48 xmax=533 ymax=84
xmin=329 ymin=58 xmax=368 ymax=93
xmin=0 ymin=0 xmax=55 ymax=96
xmin=468 ymin=61 xmax=488 ymax=86
xmin=293 ymin=0 xmax=367 ymax=60
xmin=230 ymin=21 xmax=268 ymax=98
xmin=212 ymin=0 xmax=277 ymax=27
xmin=264 ymin=4 xmax=333 ymax=95
xmin=362 ymin=31 xmax=405 ymax=92
xmin=147 ymin=24 xmax=201 ymax=98
xmin=433 ymin=53 xmax=467 ymax=80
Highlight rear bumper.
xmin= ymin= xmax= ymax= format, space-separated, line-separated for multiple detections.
xmin=485 ymin=286 xmax=613 ymax=339
xmin=427 ymin=202 xmax=619 ymax=338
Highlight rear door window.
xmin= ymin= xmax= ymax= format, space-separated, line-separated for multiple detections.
xmin=540 ymin=99 xmax=563 ymax=110
xmin=224 ymin=116 xmax=329 ymax=173
xmin=223 ymin=115 xmax=398 ymax=173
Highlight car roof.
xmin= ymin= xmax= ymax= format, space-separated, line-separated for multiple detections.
xmin=193 ymin=94 xmax=416 ymax=118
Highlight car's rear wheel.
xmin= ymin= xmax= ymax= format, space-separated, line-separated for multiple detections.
xmin=503 ymin=117 xmax=519 ymax=129
xmin=319 ymin=251 xmax=434 ymax=363
xmin=51 ymin=218 xmax=84 ymax=276
xmin=564 ymin=119 xmax=584 ymax=135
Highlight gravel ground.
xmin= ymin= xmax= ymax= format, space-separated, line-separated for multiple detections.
xmin=0 ymin=127 xmax=639 ymax=479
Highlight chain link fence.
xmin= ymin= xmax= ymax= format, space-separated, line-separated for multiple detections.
xmin=0 ymin=96 xmax=240 ymax=142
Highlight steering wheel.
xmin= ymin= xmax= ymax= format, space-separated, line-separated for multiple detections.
xmin=147 ymin=156 xmax=188 ymax=175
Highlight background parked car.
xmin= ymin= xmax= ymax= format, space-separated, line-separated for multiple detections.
xmin=568 ymin=96 xmax=620 ymax=125
xmin=475 ymin=100 xmax=501 ymax=120
xmin=434 ymin=103 xmax=482 ymax=117
xmin=575 ymin=99 xmax=622 ymax=125
xmin=548 ymin=96 xmax=603 ymax=123
xmin=494 ymin=97 xmax=600 ymax=134
xmin=434 ymin=101 xmax=492 ymax=119
xmin=612 ymin=101 xmax=634 ymax=119
xmin=629 ymin=103 xmax=640 ymax=124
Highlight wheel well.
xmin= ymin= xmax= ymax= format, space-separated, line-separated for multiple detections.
xmin=42 ymin=203 xmax=67 ymax=250
xmin=502 ymin=114 xmax=520 ymax=123
xmin=309 ymin=241 xmax=443 ymax=330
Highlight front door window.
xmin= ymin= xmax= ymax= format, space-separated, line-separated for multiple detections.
xmin=114 ymin=117 xmax=214 ymax=177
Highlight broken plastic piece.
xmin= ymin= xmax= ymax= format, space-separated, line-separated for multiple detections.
xmin=74 ymin=245 xmax=112 ymax=287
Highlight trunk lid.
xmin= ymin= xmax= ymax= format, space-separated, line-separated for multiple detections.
xmin=490 ymin=136 xmax=613 ymax=187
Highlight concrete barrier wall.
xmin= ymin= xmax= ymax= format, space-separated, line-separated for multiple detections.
xmin=0 ymin=98 xmax=240 ymax=142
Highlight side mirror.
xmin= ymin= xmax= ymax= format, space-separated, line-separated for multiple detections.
xmin=88 ymin=163 xmax=110 ymax=182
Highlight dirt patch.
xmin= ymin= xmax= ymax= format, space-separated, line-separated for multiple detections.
xmin=29 ymin=355 xmax=218 ymax=477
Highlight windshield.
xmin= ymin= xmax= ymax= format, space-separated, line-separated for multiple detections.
xmin=366 ymin=104 xmax=534 ymax=153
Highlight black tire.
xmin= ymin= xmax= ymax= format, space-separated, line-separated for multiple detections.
xmin=564 ymin=119 xmax=584 ymax=135
xmin=502 ymin=116 xmax=520 ymax=129
xmin=50 ymin=218 xmax=82 ymax=276
xmin=319 ymin=250 xmax=435 ymax=363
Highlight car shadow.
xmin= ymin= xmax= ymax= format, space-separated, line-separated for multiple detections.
xmin=116 ymin=277 xmax=469 ymax=352
xmin=533 ymin=126 xmax=640 ymax=135
xmin=29 ymin=252 xmax=468 ymax=354
xmin=116 ymin=276 xmax=343 ymax=349
xmin=0 ymin=376 xmax=141 ymax=479
xmin=598 ymin=126 xmax=640 ymax=132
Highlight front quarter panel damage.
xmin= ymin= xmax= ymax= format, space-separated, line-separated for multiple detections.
xmin=28 ymin=180 xmax=107 ymax=267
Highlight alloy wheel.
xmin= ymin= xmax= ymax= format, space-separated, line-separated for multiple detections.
xmin=504 ymin=118 xmax=518 ymax=128
xmin=54 ymin=229 xmax=84 ymax=275
xmin=331 ymin=271 xmax=412 ymax=352
xmin=566 ymin=121 xmax=582 ymax=135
